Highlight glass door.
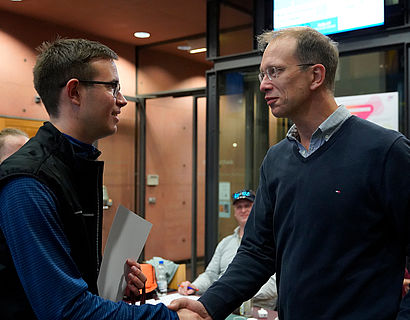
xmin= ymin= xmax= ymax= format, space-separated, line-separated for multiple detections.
xmin=217 ymin=67 xmax=289 ymax=241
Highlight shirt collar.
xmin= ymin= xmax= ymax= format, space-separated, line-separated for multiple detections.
xmin=317 ymin=105 xmax=352 ymax=140
xmin=287 ymin=105 xmax=351 ymax=142
xmin=233 ymin=226 xmax=241 ymax=238
xmin=63 ymin=134 xmax=101 ymax=160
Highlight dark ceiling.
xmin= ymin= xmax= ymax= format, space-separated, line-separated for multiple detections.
xmin=0 ymin=0 xmax=212 ymax=63
xmin=0 ymin=0 xmax=208 ymax=45
xmin=0 ymin=0 xmax=255 ymax=64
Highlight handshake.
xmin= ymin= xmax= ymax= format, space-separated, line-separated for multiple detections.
xmin=166 ymin=280 xmax=211 ymax=319
xmin=168 ymin=297 xmax=212 ymax=320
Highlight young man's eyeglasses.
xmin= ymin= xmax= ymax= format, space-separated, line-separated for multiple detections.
xmin=78 ymin=80 xmax=121 ymax=98
xmin=258 ymin=64 xmax=315 ymax=83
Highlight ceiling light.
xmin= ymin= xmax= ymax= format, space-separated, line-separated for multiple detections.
xmin=134 ymin=32 xmax=150 ymax=39
xmin=189 ymin=47 xmax=207 ymax=54
xmin=177 ymin=45 xmax=192 ymax=51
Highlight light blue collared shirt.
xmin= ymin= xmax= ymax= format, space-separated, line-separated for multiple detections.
xmin=286 ymin=105 xmax=352 ymax=158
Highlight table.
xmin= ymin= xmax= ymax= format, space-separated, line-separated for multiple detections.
xmin=225 ymin=307 xmax=278 ymax=320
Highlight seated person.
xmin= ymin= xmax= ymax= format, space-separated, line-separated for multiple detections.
xmin=178 ymin=189 xmax=277 ymax=309
xmin=0 ymin=128 xmax=29 ymax=163
xmin=403 ymin=268 xmax=410 ymax=297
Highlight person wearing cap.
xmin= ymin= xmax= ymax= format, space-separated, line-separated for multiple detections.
xmin=178 ymin=189 xmax=277 ymax=309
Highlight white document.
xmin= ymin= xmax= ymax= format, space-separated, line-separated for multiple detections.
xmin=134 ymin=293 xmax=200 ymax=306
xmin=97 ymin=204 xmax=152 ymax=302
xmin=158 ymin=292 xmax=200 ymax=306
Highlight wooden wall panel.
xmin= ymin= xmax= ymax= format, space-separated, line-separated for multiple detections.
xmin=0 ymin=117 xmax=44 ymax=137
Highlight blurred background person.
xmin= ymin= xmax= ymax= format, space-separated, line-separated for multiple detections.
xmin=403 ymin=268 xmax=410 ymax=297
xmin=178 ymin=189 xmax=277 ymax=309
xmin=0 ymin=128 xmax=29 ymax=163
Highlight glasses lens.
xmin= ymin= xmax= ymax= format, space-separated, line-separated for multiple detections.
xmin=267 ymin=67 xmax=275 ymax=79
xmin=113 ymin=83 xmax=120 ymax=97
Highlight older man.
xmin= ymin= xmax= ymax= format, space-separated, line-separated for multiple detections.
xmin=170 ymin=26 xmax=410 ymax=320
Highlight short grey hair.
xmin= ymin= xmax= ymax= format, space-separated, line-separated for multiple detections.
xmin=257 ymin=27 xmax=339 ymax=92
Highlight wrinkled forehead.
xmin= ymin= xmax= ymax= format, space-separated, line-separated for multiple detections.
xmin=261 ymin=37 xmax=299 ymax=68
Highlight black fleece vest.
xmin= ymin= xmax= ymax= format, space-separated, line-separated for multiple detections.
xmin=0 ymin=122 xmax=104 ymax=319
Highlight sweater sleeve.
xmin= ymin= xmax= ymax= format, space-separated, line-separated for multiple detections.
xmin=382 ymin=136 xmax=410 ymax=240
xmin=199 ymin=161 xmax=276 ymax=319
xmin=387 ymin=137 xmax=410 ymax=316
xmin=0 ymin=177 xmax=178 ymax=320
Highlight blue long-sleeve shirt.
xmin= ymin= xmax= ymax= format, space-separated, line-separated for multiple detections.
xmin=0 ymin=177 xmax=178 ymax=319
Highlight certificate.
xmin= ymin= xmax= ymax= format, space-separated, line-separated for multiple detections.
xmin=97 ymin=204 xmax=152 ymax=301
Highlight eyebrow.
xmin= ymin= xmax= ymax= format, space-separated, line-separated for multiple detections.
xmin=260 ymin=65 xmax=285 ymax=71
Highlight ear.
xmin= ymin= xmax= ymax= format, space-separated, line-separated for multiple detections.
xmin=310 ymin=64 xmax=326 ymax=90
xmin=65 ymin=79 xmax=81 ymax=106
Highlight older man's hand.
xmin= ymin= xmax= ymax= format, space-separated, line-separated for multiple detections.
xmin=169 ymin=298 xmax=212 ymax=320
xmin=177 ymin=308 xmax=209 ymax=319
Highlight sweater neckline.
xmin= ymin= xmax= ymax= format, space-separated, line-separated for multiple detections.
xmin=291 ymin=116 xmax=356 ymax=162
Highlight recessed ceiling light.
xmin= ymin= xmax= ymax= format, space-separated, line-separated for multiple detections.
xmin=177 ymin=45 xmax=192 ymax=51
xmin=134 ymin=32 xmax=150 ymax=39
xmin=189 ymin=47 xmax=207 ymax=54
xmin=11 ymin=0 xmax=23 ymax=2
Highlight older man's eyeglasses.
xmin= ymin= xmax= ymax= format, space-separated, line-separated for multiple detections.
xmin=258 ymin=64 xmax=315 ymax=83
xmin=78 ymin=80 xmax=121 ymax=98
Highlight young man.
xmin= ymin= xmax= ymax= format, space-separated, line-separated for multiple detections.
xmin=0 ymin=38 xmax=179 ymax=319
xmin=169 ymin=27 xmax=410 ymax=320
xmin=0 ymin=128 xmax=29 ymax=163
xmin=178 ymin=190 xmax=277 ymax=309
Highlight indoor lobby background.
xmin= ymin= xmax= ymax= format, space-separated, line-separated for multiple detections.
xmin=0 ymin=0 xmax=409 ymax=281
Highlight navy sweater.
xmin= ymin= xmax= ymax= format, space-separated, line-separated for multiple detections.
xmin=200 ymin=116 xmax=410 ymax=319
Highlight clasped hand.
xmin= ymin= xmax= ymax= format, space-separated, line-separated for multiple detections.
xmin=168 ymin=297 xmax=212 ymax=320
xmin=122 ymin=261 xmax=211 ymax=319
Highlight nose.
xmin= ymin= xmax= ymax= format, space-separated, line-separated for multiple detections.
xmin=259 ymin=76 xmax=272 ymax=93
xmin=116 ymin=91 xmax=127 ymax=107
xmin=240 ymin=206 xmax=249 ymax=213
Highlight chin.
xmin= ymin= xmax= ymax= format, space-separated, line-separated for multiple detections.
xmin=270 ymin=107 xmax=288 ymax=119
xmin=99 ymin=127 xmax=117 ymax=140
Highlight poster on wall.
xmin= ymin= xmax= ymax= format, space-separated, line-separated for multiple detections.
xmin=219 ymin=182 xmax=231 ymax=218
xmin=335 ymin=92 xmax=399 ymax=131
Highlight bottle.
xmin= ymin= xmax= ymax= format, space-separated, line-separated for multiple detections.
xmin=239 ymin=298 xmax=253 ymax=317
xmin=156 ymin=260 xmax=167 ymax=295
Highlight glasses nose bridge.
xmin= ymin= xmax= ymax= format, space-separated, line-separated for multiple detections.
xmin=115 ymin=90 xmax=127 ymax=106
xmin=113 ymin=83 xmax=121 ymax=97
xmin=259 ymin=68 xmax=275 ymax=84
xmin=259 ymin=71 xmax=268 ymax=84
xmin=259 ymin=73 xmax=274 ymax=89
